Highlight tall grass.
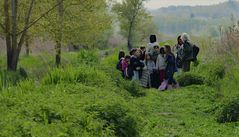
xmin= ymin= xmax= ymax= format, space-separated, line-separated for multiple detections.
xmin=42 ymin=66 xmax=111 ymax=88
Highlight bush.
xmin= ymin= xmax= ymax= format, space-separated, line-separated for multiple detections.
xmin=76 ymin=50 xmax=100 ymax=66
xmin=0 ymin=69 xmax=28 ymax=90
xmin=19 ymin=54 xmax=53 ymax=79
xmin=176 ymin=73 xmax=205 ymax=87
xmin=118 ymin=80 xmax=145 ymax=97
xmin=85 ymin=103 xmax=138 ymax=137
xmin=208 ymin=64 xmax=225 ymax=80
xmin=217 ymin=96 xmax=239 ymax=123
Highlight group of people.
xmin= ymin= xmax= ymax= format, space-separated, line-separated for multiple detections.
xmin=116 ymin=33 xmax=199 ymax=90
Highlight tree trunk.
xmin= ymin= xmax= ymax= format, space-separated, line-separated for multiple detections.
xmin=55 ymin=0 xmax=64 ymax=67
xmin=3 ymin=0 xmax=20 ymax=71
xmin=9 ymin=49 xmax=20 ymax=70
xmin=127 ymin=21 xmax=134 ymax=51
xmin=56 ymin=41 xmax=61 ymax=67
xmin=4 ymin=0 xmax=13 ymax=70
xmin=25 ymin=33 xmax=30 ymax=56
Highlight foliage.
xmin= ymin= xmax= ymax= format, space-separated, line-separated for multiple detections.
xmin=191 ymin=60 xmax=225 ymax=86
xmin=39 ymin=0 xmax=112 ymax=48
xmin=113 ymin=0 xmax=154 ymax=49
xmin=42 ymin=66 xmax=111 ymax=88
xmin=176 ymin=72 xmax=204 ymax=87
xmin=0 ymin=69 xmax=27 ymax=90
xmin=217 ymin=96 xmax=239 ymax=123
xmin=85 ymin=103 xmax=139 ymax=137
xmin=0 ymin=49 xmax=238 ymax=136
xmin=118 ymin=79 xmax=145 ymax=97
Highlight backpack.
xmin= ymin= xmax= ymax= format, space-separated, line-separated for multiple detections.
xmin=116 ymin=58 xmax=123 ymax=71
xmin=192 ymin=45 xmax=200 ymax=62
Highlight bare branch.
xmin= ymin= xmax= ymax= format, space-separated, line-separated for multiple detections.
xmin=17 ymin=0 xmax=64 ymax=35
xmin=17 ymin=0 xmax=35 ymax=48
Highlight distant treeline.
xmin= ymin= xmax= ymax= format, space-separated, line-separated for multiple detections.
xmin=151 ymin=1 xmax=239 ymax=36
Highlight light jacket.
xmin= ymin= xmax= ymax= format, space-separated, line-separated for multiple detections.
xmin=156 ymin=54 xmax=166 ymax=70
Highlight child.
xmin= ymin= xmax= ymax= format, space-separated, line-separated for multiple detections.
xmin=150 ymin=45 xmax=161 ymax=88
xmin=146 ymin=54 xmax=156 ymax=88
xmin=165 ymin=45 xmax=178 ymax=90
xmin=139 ymin=46 xmax=146 ymax=61
xmin=151 ymin=45 xmax=161 ymax=62
xmin=116 ymin=51 xmax=125 ymax=77
xmin=121 ymin=55 xmax=131 ymax=78
xmin=156 ymin=47 xmax=167 ymax=85
xmin=130 ymin=48 xmax=145 ymax=80
xmin=118 ymin=50 xmax=125 ymax=60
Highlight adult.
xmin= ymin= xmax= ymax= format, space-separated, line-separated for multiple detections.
xmin=150 ymin=45 xmax=161 ymax=88
xmin=165 ymin=45 xmax=178 ymax=90
xmin=174 ymin=35 xmax=184 ymax=70
xmin=173 ymin=35 xmax=183 ymax=56
xmin=144 ymin=35 xmax=158 ymax=87
xmin=146 ymin=35 xmax=158 ymax=56
xmin=180 ymin=33 xmax=194 ymax=72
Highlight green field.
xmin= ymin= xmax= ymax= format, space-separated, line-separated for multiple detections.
xmin=0 ymin=50 xmax=238 ymax=137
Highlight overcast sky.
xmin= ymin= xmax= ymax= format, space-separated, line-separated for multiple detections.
xmin=117 ymin=0 xmax=238 ymax=9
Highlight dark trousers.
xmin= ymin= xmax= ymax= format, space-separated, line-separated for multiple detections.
xmin=166 ymin=72 xmax=177 ymax=85
xmin=150 ymin=71 xmax=160 ymax=88
xmin=182 ymin=61 xmax=191 ymax=72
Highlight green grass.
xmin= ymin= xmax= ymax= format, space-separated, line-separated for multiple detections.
xmin=0 ymin=50 xmax=238 ymax=137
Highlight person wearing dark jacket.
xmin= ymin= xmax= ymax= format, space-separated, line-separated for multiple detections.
xmin=165 ymin=45 xmax=178 ymax=90
xmin=180 ymin=33 xmax=194 ymax=72
xmin=130 ymin=48 xmax=145 ymax=80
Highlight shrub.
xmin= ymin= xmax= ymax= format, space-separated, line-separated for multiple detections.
xmin=19 ymin=55 xmax=53 ymax=79
xmin=77 ymin=50 xmax=100 ymax=65
xmin=0 ymin=69 xmax=27 ymax=90
xmin=217 ymin=96 xmax=239 ymax=123
xmin=32 ymin=105 xmax=63 ymax=124
xmin=85 ymin=103 xmax=138 ymax=137
xmin=63 ymin=50 xmax=100 ymax=67
xmin=208 ymin=64 xmax=225 ymax=80
xmin=118 ymin=80 xmax=145 ymax=97
xmin=176 ymin=73 xmax=205 ymax=87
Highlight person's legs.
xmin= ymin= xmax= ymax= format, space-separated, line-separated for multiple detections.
xmin=154 ymin=71 xmax=160 ymax=88
xmin=133 ymin=71 xmax=139 ymax=80
xmin=170 ymin=72 xmax=179 ymax=88
xmin=159 ymin=70 xmax=166 ymax=84
xmin=150 ymin=71 xmax=159 ymax=89
xmin=167 ymin=71 xmax=176 ymax=90
xmin=182 ymin=61 xmax=191 ymax=72
xmin=140 ymin=70 xmax=149 ymax=88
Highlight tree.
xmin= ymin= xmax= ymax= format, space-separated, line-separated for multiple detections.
xmin=0 ymin=0 xmax=112 ymax=69
xmin=55 ymin=0 xmax=64 ymax=67
xmin=40 ymin=0 xmax=112 ymax=66
xmin=2 ymin=0 xmax=35 ymax=71
xmin=0 ymin=0 xmax=64 ymax=71
xmin=134 ymin=14 xmax=158 ymax=45
xmin=113 ymin=0 xmax=148 ymax=50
